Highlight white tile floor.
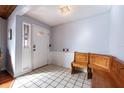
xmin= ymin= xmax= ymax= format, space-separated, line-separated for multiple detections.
xmin=12 ymin=64 xmax=91 ymax=88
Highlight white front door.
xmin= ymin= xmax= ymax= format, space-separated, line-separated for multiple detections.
xmin=32 ymin=24 xmax=49 ymax=69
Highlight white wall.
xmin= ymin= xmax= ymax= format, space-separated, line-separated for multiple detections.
xmin=7 ymin=6 xmax=26 ymax=76
xmin=0 ymin=17 xmax=7 ymax=70
xmin=49 ymin=52 xmax=74 ymax=68
xmin=109 ymin=6 xmax=124 ymax=61
xmin=50 ymin=13 xmax=111 ymax=68
xmin=50 ymin=6 xmax=124 ymax=67
xmin=51 ymin=13 xmax=110 ymax=54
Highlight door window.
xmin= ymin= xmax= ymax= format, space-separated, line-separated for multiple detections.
xmin=23 ymin=23 xmax=31 ymax=48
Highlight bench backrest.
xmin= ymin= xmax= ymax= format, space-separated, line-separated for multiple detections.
xmin=74 ymin=52 xmax=89 ymax=63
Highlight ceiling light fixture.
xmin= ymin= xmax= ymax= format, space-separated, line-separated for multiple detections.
xmin=59 ymin=5 xmax=71 ymax=16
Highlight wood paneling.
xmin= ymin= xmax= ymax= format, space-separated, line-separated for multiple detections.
xmin=110 ymin=58 xmax=124 ymax=87
xmin=74 ymin=52 xmax=89 ymax=63
xmin=90 ymin=54 xmax=112 ymax=72
xmin=90 ymin=54 xmax=124 ymax=88
xmin=92 ymin=69 xmax=118 ymax=88
xmin=0 ymin=5 xmax=16 ymax=19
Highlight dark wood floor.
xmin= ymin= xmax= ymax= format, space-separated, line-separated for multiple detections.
xmin=0 ymin=70 xmax=14 ymax=88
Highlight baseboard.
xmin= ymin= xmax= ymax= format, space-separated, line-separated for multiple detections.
xmin=14 ymin=69 xmax=32 ymax=78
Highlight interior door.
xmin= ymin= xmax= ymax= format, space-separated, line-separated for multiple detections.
xmin=32 ymin=24 xmax=49 ymax=69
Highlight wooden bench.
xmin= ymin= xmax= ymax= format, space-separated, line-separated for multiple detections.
xmin=71 ymin=52 xmax=124 ymax=87
xmin=71 ymin=52 xmax=89 ymax=74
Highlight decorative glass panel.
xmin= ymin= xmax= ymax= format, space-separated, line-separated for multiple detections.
xmin=23 ymin=23 xmax=31 ymax=48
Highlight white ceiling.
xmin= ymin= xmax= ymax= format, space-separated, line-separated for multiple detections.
xmin=25 ymin=5 xmax=111 ymax=27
